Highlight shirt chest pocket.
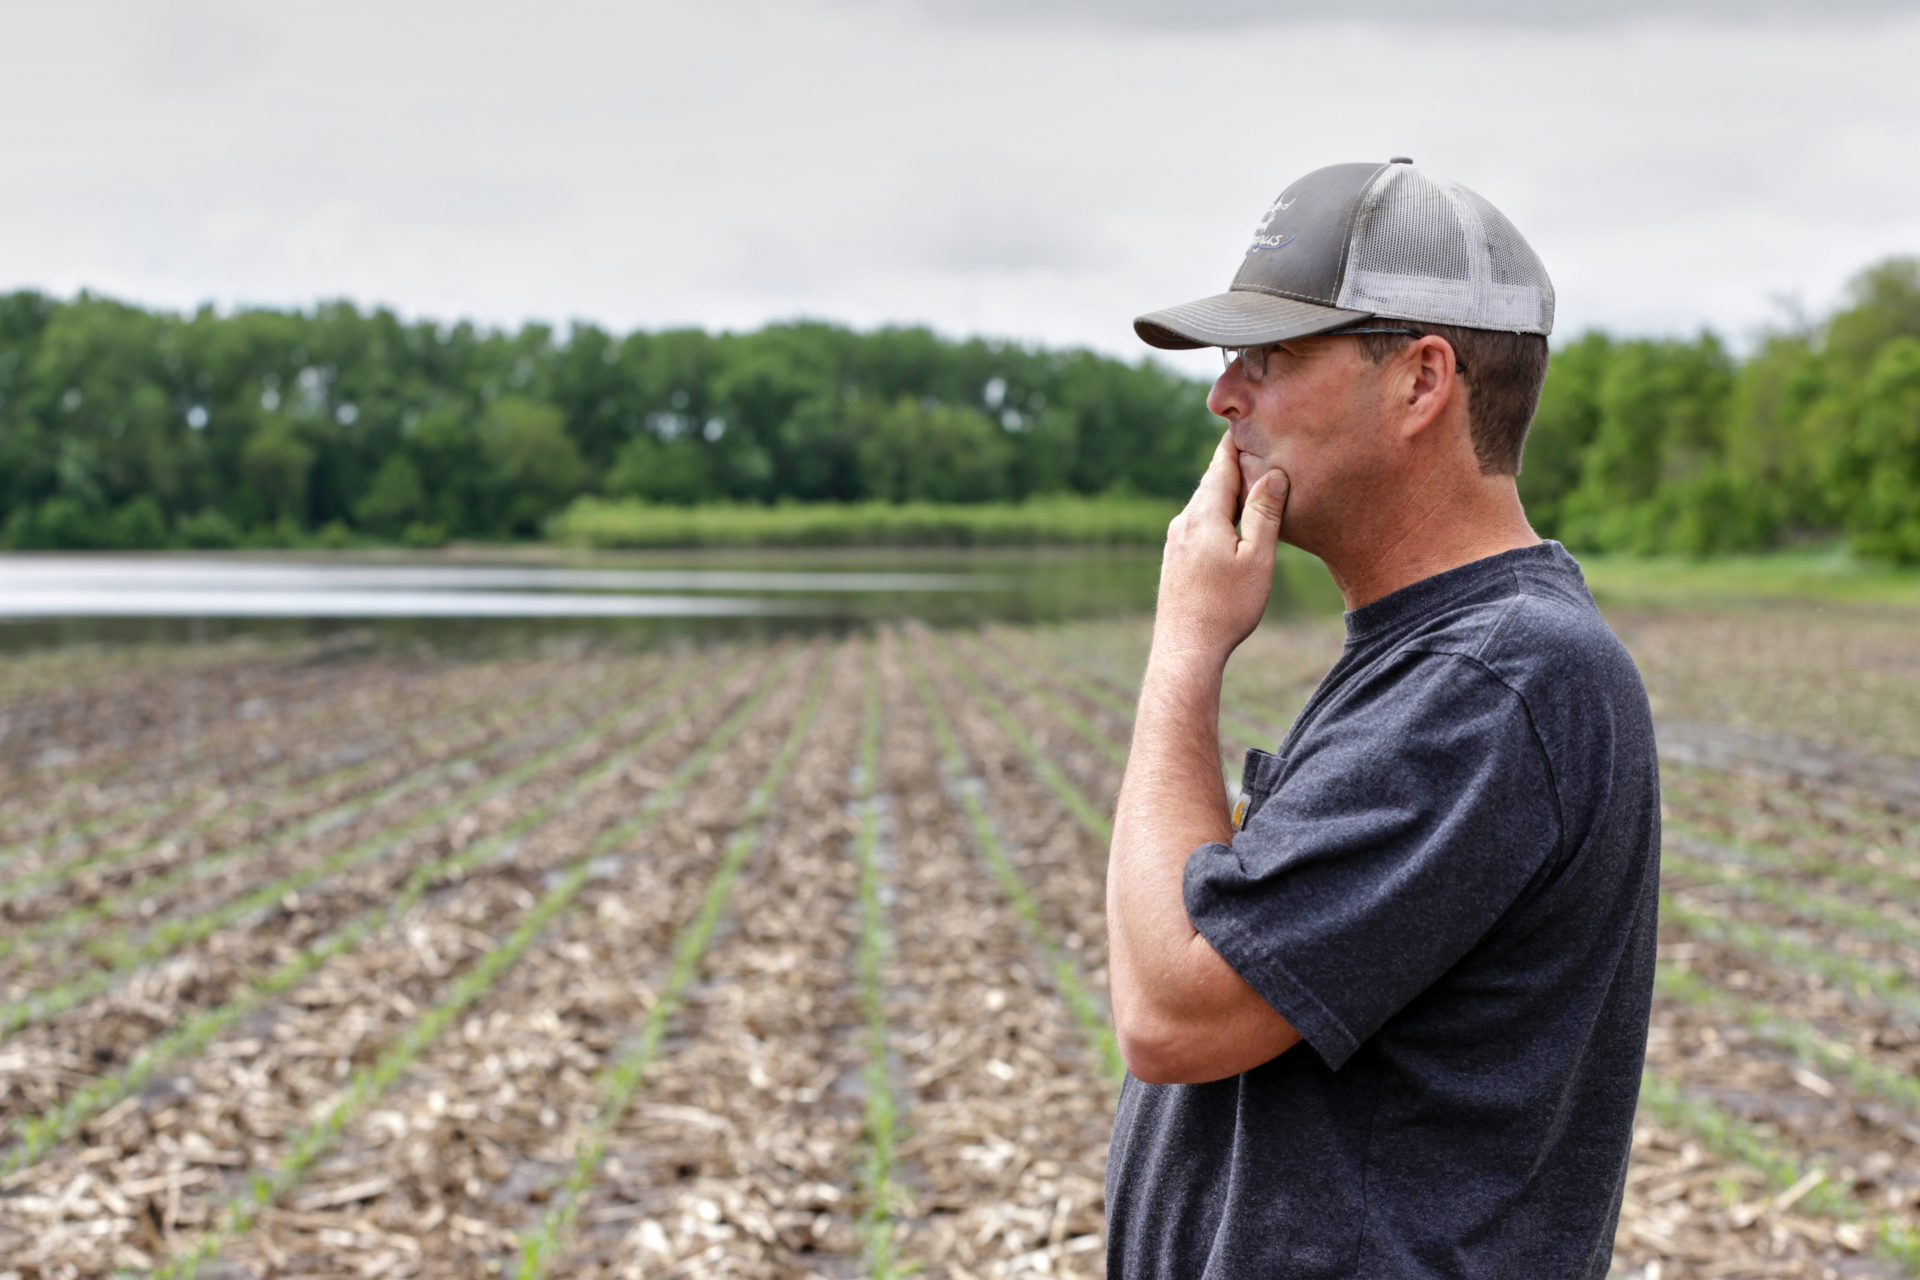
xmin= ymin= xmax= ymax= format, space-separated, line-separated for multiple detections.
xmin=1231 ymin=747 xmax=1286 ymax=831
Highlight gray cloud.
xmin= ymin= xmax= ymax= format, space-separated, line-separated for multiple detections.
xmin=3 ymin=0 xmax=1918 ymax=361
xmin=912 ymin=208 xmax=1096 ymax=273
xmin=850 ymin=0 xmax=1916 ymax=29
xmin=123 ymin=0 xmax=270 ymax=93
xmin=879 ymin=159 xmax=1117 ymax=274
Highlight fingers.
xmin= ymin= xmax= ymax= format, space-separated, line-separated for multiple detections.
xmin=1187 ymin=430 xmax=1242 ymax=525
xmin=1238 ymin=468 xmax=1289 ymax=549
xmin=1237 ymin=447 xmax=1265 ymax=505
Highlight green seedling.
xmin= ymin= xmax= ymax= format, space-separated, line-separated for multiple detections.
xmin=2 ymin=658 xmax=593 ymax=903
xmin=849 ymin=647 xmax=911 ymax=1279
xmin=134 ymin=649 xmax=805 ymax=1280
xmin=511 ymin=656 xmax=831 ymax=1279
xmin=1664 ymin=895 xmax=1920 ymax=1026
xmin=2 ymin=657 xmax=700 ymax=1037
xmin=958 ymin=634 xmax=1128 ymax=768
xmin=906 ymin=638 xmax=1122 ymax=1085
xmin=927 ymin=631 xmax=1112 ymax=844
xmin=1 ymin=651 xmax=727 ymax=1175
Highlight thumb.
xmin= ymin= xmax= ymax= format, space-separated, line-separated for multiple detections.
xmin=1238 ymin=468 xmax=1289 ymax=548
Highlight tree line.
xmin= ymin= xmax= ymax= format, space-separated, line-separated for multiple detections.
xmin=1521 ymin=257 xmax=1920 ymax=562
xmin=2 ymin=256 xmax=1918 ymax=560
xmin=0 ymin=297 xmax=1216 ymax=550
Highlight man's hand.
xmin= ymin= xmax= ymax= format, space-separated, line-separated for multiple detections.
xmin=1154 ymin=430 xmax=1290 ymax=664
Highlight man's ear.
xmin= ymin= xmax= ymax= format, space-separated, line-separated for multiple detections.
xmin=1399 ymin=336 xmax=1462 ymax=439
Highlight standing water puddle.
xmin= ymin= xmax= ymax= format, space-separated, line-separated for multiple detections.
xmin=0 ymin=548 xmax=1341 ymax=651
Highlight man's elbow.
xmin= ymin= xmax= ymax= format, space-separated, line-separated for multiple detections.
xmin=1121 ymin=1020 xmax=1190 ymax=1082
xmin=1114 ymin=991 xmax=1305 ymax=1085
xmin=1116 ymin=1010 xmax=1233 ymax=1085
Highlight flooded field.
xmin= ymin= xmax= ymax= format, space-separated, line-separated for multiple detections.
xmin=1 ymin=602 xmax=1918 ymax=1278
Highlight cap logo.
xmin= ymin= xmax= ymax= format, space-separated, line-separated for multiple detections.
xmin=1247 ymin=190 xmax=1299 ymax=252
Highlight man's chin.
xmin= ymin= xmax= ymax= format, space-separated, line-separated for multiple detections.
xmin=1273 ymin=503 xmax=1327 ymax=557
xmin=1236 ymin=452 xmax=1269 ymax=496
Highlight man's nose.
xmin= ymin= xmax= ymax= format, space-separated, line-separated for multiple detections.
xmin=1206 ymin=365 xmax=1248 ymax=420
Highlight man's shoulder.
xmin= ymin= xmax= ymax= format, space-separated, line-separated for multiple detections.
xmin=1384 ymin=548 xmax=1655 ymax=787
xmin=1359 ymin=546 xmax=1651 ymax=767
xmin=1400 ymin=545 xmax=1634 ymax=688
xmin=1295 ymin=544 xmax=1652 ymax=766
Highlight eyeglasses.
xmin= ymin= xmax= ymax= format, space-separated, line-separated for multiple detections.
xmin=1223 ymin=327 xmax=1461 ymax=382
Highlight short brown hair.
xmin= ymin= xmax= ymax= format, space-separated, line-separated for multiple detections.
xmin=1354 ymin=323 xmax=1549 ymax=475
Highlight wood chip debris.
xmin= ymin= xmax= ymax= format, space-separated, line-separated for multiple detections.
xmin=2 ymin=609 xmax=1919 ymax=1277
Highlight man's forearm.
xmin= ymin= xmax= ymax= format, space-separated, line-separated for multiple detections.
xmin=1106 ymin=642 xmax=1305 ymax=1082
xmin=1106 ymin=646 xmax=1234 ymax=1035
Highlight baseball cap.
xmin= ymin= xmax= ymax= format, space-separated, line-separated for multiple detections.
xmin=1135 ymin=158 xmax=1555 ymax=350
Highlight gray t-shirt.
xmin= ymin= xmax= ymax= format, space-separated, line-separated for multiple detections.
xmin=1106 ymin=542 xmax=1660 ymax=1280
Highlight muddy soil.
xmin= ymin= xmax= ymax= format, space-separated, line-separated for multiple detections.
xmin=3 ymin=606 xmax=1919 ymax=1279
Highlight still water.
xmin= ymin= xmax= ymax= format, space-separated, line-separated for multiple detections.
xmin=0 ymin=547 xmax=1343 ymax=652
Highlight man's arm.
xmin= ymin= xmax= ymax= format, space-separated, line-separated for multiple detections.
xmin=1107 ymin=432 xmax=1303 ymax=1085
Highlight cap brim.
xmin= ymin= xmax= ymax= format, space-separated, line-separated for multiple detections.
xmin=1134 ymin=290 xmax=1372 ymax=350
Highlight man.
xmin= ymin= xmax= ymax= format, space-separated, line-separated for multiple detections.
xmin=1104 ymin=159 xmax=1661 ymax=1279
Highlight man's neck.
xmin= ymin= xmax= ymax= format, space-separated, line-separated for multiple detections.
xmin=1314 ymin=476 xmax=1541 ymax=612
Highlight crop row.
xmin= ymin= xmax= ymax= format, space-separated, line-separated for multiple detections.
xmin=436 ymin=634 xmax=1109 ymax=1276
xmin=0 ymin=650 xmax=753 ymax=1147
xmin=0 ymin=653 xmax=604 ymax=961
xmin=850 ymin=650 xmax=908 ymax=1278
xmin=0 ymin=657 xmax=627 ymax=964
xmin=169 ymin=633 xmax=1112 ymax=1277
xmin=7 ymin=618 xmax=1916 ymax=1277
xmin=0 ymin=652 xmax=596 ymax=904
xmin=0 ymin=642 xmax=535 ymax=848
xmin=508 ymin=655 xmax=833 ymax=1278
xmin=60 ymin=625 xmax=1873 ymax=1274
xmin=260 ymin=641 xmax=847 ymax=1277
xmin=0 ymin=649 xmax=754 ymax=1176
xmin=909 ymin=635 xmax=1119 ymax=1079
xmin=5 ymin=648 xmax=810 ymax=1275
xmin=0 ymin=656 xmax=694 ymax=1040
xmin=142 ymin=655 xmax=807 ymax=1280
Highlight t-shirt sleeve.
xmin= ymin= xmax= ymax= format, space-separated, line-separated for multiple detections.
xmin=1184 ymin=651 xmax=1562 ymax=1071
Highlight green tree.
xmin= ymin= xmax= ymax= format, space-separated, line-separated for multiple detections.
xmin=16 ymin=272 xmax=1920 ymax=558
xmin=1518 ymin=331 xmax=1610 ymax=539
xmin=1833 ymin=338 xmax=1920 ymax=563
xmin=1826 ymin=257 xmax=1920 ymax=382
xmin=606 ymin=434 xmax=715 ymax=505
xmin=707 ymin=332 xmax=841 ymax=502
xmin=858 ymin=397 xmax=1013 ymax=503
xmin=241 ymin=416 xmax=315 ymax=528
xmin=1559 ymin=334 xmax=1738 ymax=552
xmin=354 ymin=453 xmax=427 ymax=535
xmin=407 ymin=404 xmax=485 ymax=535
xmin=479 ymin=396 xmax=583 ymax=535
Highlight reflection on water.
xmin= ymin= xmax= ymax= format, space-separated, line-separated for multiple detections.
xmin=0 ymin=560 xmax=1002 ymax=604
xmin=0 ymin=547 xmax=1341 ymax=652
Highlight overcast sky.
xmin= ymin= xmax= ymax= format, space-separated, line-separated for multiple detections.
xmin=5 ymin=0 xmax=1918 ymax=376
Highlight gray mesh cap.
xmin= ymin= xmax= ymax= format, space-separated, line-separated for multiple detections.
xmin=1135 ymin=159 xmax=1555 ymax=350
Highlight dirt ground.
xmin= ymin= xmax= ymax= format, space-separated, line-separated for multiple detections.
xmin=1 ymin=602 xmax=1917 ymax=1278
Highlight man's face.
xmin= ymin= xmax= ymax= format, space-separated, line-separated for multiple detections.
xmin=1204 ymin=336 xmax=1397 ymax=552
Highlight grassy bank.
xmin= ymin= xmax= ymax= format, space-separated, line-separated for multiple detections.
xmin=547 ymin=495 xmax=1180 ymax=549
xmin=1581 ymin=549 xmax=1920 ymax=610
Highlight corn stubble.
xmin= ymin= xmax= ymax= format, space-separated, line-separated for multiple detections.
xmin=2 ymin=607 xmax=1919 ymax=1278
